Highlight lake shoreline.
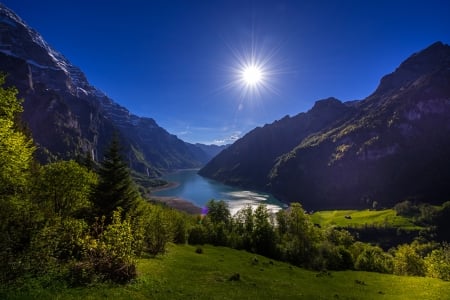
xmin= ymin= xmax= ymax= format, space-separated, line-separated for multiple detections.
xmin=149 ymin=195 xmax=202 ymax=215
xmin=149 ymin=169 xmax=284 ymax=215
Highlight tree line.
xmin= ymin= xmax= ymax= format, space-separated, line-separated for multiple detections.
xmin=1 ymin=75 xmax=449 ymax=288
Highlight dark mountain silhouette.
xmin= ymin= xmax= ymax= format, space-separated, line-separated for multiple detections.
xmin=200 ymin=42 xmax=450 ymax=210
xmin=0 ymin=4 xmax=213 ymax=178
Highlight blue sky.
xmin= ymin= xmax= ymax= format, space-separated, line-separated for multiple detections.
xmin=2 ymin=0 xmax=450 ymax=144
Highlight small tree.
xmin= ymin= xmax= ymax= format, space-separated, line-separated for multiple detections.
xmin=425 ymin=242 xmax=450 ymax=281
xmin=33 ymin=160 xmax=97 ymax=217
xmin=393 ymin=244 xmax=425 ymax=276
xmin=0 ymin=74 xmax=35 ymax=196
xmin=252 ymin=204 xmax=277 ymax=257
xmin=93 ymin=134 xmax=140 ymax=218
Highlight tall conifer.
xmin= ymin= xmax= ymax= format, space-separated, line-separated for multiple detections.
xmin=94 ymin=133 xmax=139 ymax=217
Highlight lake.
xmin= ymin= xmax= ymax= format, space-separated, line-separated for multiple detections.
xmin=153 ymin=169 xmax=286 ymax=215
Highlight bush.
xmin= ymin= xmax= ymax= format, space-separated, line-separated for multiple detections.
xmin=188 ymin=224 xmax=208 ymax=245
xmin=314 ymin=242 xmax=354 ymax=271
xmin=69 ymin=210 xmax=137 ymax=285
xmin=425 ymin=243 xmax=450 ymax=281
xmin=393 ymin=244 xmax=425 ymax=276
xmin=355 ymin=245 xmax=393 ymax=273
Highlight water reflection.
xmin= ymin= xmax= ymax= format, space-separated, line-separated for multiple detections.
xmin=153 ymin=169 xmax=285 ymax=215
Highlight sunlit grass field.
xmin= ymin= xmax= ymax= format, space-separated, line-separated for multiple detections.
xmin=310 ymin=209 xmax=421 ymax=230
xmin=3 ymin=244 xmax=449 ymax=300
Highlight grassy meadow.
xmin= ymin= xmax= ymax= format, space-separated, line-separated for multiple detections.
xmin=2 ymin=244 xmax=449 ymax=300
xmin=310 ymin=209 xmax=421 ymax=230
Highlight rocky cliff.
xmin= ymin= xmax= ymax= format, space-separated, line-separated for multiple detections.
xmin=0 ymin=4 xmax=211 ymax=178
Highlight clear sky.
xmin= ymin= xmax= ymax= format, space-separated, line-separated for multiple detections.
xmin=2 ymin=0 xmax=450 ymax=145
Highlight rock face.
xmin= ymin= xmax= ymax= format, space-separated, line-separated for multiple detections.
xmin=200 ymin=42 xmax=450 ymax=210
xmin=0 ymin=4 xmax=210 ymax=177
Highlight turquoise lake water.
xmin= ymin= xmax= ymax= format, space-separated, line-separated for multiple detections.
xmin=153 ymin=169 xmax=286 ymax=215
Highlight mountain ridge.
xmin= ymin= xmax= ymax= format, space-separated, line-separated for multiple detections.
xmin=0 ymin=3 xmax=213 ymax=178
xmin=200 ymin=41 xmax=450 ymax=210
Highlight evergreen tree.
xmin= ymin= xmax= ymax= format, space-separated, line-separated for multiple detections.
xmin=93 ymin=133 xmax=140 ymax=218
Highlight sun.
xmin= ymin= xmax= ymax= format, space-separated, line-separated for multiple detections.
xmin=241 ymin=64 xmax=264 ymax=86
xmin=222 ymin=38 xmax=284 ymax=100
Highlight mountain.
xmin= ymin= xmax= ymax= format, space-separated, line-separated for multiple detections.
xmin=192 ymin=143 xmax=229 ymax=160
xmin=0 ymin=4 xmax=211 ymax=178
xmin=200 ymin=42 xmax=450 ymax=210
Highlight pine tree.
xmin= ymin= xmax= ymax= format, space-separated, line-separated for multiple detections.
xmin=93 ymin=133 xmax=140 ymax=218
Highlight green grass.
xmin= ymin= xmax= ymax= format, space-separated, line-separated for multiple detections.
xmin=2 ymin=244 xmax=449 ymax=299
xmin=311 ymin=209 xmax=422 ymax=230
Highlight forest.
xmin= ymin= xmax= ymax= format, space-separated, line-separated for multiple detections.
xmin=1 ymin=75 xmax=449 ymax=289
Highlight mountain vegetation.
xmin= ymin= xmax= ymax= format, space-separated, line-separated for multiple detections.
xmin=0 ymin=4 xmax=449 ymax=298
xmin=200 ymin=42 xmax=450 ymax=210
xmin=0 ymin=62 xmax=449 ymax=298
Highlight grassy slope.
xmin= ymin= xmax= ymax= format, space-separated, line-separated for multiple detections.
xmin=3 ymin=244 xmax=449 ymax=300
xmin=310 ymin=209 xmax=421 ymax=230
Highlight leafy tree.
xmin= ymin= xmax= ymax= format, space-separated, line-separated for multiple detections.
xmin=93 ymin=134 xmax=140 ymax=217
xmin=234 ymin=205 xmax=255 ymax=250
xmin=33 ymin=160 xmax=97 ymax=217
xmin=0 ymin=76 xmax=37 ymax=282
xmin=252 ymin=204 xmax=276 ymax=257
xmin=206 ymin=199 xmax=231 ymax=226
xmin=0 ymin=74 xmax=34 ymax=196
xmin=276 ymin=209 xmax=288 ymax=236
xmin=203 ymin=200 xmax=232 ymax=246
xmin=281 ymin=203 xmax=321 ymax=267
xmin=425 ymin=242 xmax=450 ymax=281
xmin=393 ymin=244 xmax=425 ymax=276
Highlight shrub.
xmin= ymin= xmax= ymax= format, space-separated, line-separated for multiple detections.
xmin=425 ymin=243 xmax=450 ymax=281
xmin=314 ymin=242 xmax=354 ymax=271
xmin=393 ymin=244 xmax=425 ymax=276
xmin=355 ymin=245 xmax=393 ymax=273
xmin=69 ymin=210 xmax=137 ymax=285
xmin=188 ymin=224 xmax=208 ymax=245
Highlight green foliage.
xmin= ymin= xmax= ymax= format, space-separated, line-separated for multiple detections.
xmin=25 ymin=217 xmax=88 ymax=280
xmin=393 ymin=244 xmax=425 ymax=276
xmin=233 ymin=205 xmax=254 ymax=250
xmin=315 ymin=242 xmax=354 ymax=270
xmin=325 ymin=228 xmax=355 ymax=248
xmin=206 ymin=199 xmax=231 ymax=226
xmin=425 ymin=242 xmax=450 ymax=281
xmin=0 ymin=74 xmax=35 ymax=196
xmin=70 ymin=209 xmax=137 ymax=285
xmin=311 ymin=208 xmax=420 ymax=230
xmin=354 ymin=244 xmax=393 ymax=273
xmin=252 ymin=205 xmax=277 ymax=257
xmin=0 ymin=76 xmax=38 ymax=283
xmin=394 ymin=200 xmax=420 ymax=217
xmin=33 ymin=160 xmax=97 ymax=217
xmin=94 ymin=134 xmax=140 ymax=217
xmin=132 ymin=203 xmax=174 ymax=256
xmin=280 ymin=203 xmax=322 ymax=267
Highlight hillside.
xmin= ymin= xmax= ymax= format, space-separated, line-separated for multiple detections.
xmin=2 ymin=244 xmax=449 ymax=300
xmin=200 ymin=42 xmax=450 ymax=210
xmin=0 ymin=4 xmax=211 ymax=177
